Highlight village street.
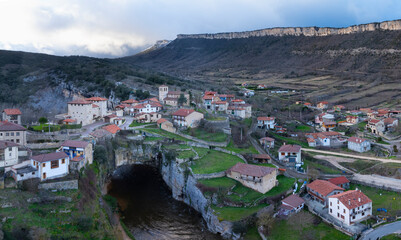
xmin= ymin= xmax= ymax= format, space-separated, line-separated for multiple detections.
xmin=361 ymin=221 xmax=401 ymax=240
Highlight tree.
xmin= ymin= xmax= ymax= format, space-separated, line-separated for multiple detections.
xmin=257 ymin=211 xmax=275 ymax=235
xmin=38 ymin=117 xmax=48 ymax=125
xmin=177 ymin=93 xmax=187 ymax=106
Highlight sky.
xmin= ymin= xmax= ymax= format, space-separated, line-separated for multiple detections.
xmin=0 ymin=0 xmax=401 ymax=58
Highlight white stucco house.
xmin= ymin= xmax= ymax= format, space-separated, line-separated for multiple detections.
xmin=278 ymin=144 xmax=302 ymax=166
xmin=31 ymin=152 xmax=70 ymax=181
xmin=347 ymin=137 xmax=371 ymax=153
xmin=328 ymin=190 xmax=372 ymax=226
xmin=257 ymin=117 xmax=276 ymax=129
xmin=0 ymin=140 xmax=19 ymax=167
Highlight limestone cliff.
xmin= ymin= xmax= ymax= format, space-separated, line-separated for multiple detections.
xmin=177 ymin=19 xmax=401 ymax=39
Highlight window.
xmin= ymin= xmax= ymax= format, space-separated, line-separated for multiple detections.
xmin=8 ymin=147 xmax=12 ymax=151
xmin=330 ymin=202 xmax=332 ymax=206
xmin=343 ymin=209 xmax=345 ymax=213
xmin=6 ymin=133 xmax=9 ymax=136
xmin=330 ymin=209 xmax=332 ymax=213
xmin=51 ymin=160 xmax=59 ymax=169
xmin=16 ymin=139 xmax=20 ymax=143
xmin=10 ymin=132 xmax=14 ymax=136
xmin=353 ymin=216 xmax=355 ymax=219
xmin=16 ymin=132 xmax=20 ymax=136
xmin=21 ymin=174 xmax=24 ymax=177
xmin=62 ymin=159 xmax=65 ymax=164
xmin=362 ymin=212 xmax=365 ymax=216
xmin=42 ymin=163 xmax=46 ymax=167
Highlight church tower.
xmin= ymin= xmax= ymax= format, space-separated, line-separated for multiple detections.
xmin=159 ymin=85 xmax=168 ymax=102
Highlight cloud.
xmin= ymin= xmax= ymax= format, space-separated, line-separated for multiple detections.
xmin=0 ymin=0 xmax=400 ymax=57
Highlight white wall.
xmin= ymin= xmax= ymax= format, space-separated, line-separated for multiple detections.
xmin=33 ymin=157 xmax=70 ymax=181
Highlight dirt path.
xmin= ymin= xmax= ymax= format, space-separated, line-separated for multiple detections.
xmin=312 ymin=155 xmax=356 ymax=173
xmin=302 ymin=148 xmax=401 ymax=164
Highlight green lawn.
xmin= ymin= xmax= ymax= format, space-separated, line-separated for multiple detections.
xmin=192 ymin=147 xmax=211 ymax=157
xmin=381 ymin=234 xmax=401 ymax=240
xmin=303 ymin=159 xmax=343 ymax=174
xmin=268 ymin=211 xmax=348 ymax=240
xmin=129 ymin=121 xmax=153 ymax=127
xmin=269 ymin=133 xmax=309 ymax=148
xmin=141 ymin=127 xmax=189 ymax=141
xmin=183 ymin=128 xmax=228 ymax=142
xmin=191 ymin=150 xmax=244 ymax=174
xmin=227 ymin=175 xmax=295 ymax=203
xmin=177 ymin=150 xmax=197 ymax=159
xmin=206 ymin=116 xmax=227 ymax=121
xmin=144 ymin=136 xmax=164 ymax=141
xmin=224 ymin=140 xmax=259 ymax=154
xmin=198 ymin=177 xmax=237 ymax=190
xmin=358 ymin=121 xmax=367 ymax=131
xmin=295 ymin=125 xmax=313 ymax=132
xmin=211 ymin=204 xmax=268 ymax=222
xmin=350 ymin=184 xmax=401 ymax=217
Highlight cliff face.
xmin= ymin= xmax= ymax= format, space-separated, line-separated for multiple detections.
xmin=177 ymin=19 xmax=401 ymax=39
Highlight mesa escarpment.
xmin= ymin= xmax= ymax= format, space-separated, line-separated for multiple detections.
xmin=177 ymin=19 xmax=401 ymax=39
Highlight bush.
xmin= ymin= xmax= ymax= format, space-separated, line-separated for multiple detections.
xmin=75 ymin=216 xmax=93 ymax=232
xmin=38 ymin=117 xmax=48 ymax=125
xmin=232 ymin=221 xmax=248 ymax=235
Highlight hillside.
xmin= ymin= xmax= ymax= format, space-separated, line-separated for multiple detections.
xmin=124 ymin=20 xmax=401 ymax=108
xmin=0 ymin=50 xmax=188 ymax=122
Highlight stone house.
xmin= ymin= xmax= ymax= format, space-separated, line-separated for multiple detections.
xmin=159 ymin=85 xmax=190 ymax=106
xmin=31 ymin=152 xmax=70 ymax=181
xmin=328 ymin=190 xmax=372 ymax=226
xmin=317 ymin=101 xmax=329 ymax=109
xmin=135 ymin=112 xmax=162 ymax=123
xmin=172 ymin=109 xmax=204 ymax=128
xmin=280 ymin=194 xmax=305 ymax=216
xmin=227 ymin=103 xmax=252 ymax=119
xmin=157 ymin=118 xmax=176 ymax=133
xmin=322 ymin=120 xmax=337 ymax=131
xmin=346 ymin=115 xmax=359 ymax=124
xmin=252 ymin=154 xmax=271 ymax=163
xmin=328 ymin=176 xmax=350 ymax=189
xmin=383 ymin=118 xmax=398 ymax=132
xmin=307 ymin=179 xmax=344 ymax=206
xmin=257 ymin=117 xmax=276 ymax=129
xmin=0 ymin=140 xmax=19 ymax=167
xmin=0 ymin=121 xmax=27 ymax=145
xmin=59 ymin=140 xmax=93 ymax=172
xmin=2 ymin=109 xmax=22 ymax=124
xmin=347 ymin=137 xmax=371 ymax=153
xmin=86 ymin=97 xmax=108 ymax=117
xmin=333 ymin=105 xmax=345 ymax=112
xmin=211 ymin=101 xmax=229 ymax=112
xmin=227 ymin=163 xmax=277 ymax=194
xmin=278 ymin=144 xmax=302 ymax=166
xmin=305 ymin=131 xmax=346 ymax=148
xmin=259 ymin=137 xmax=275 ymax=148
xmin=67 ymin=99 xmax=97 ymax=126
xmin=366 ymin=119 xmax=385 ymax=134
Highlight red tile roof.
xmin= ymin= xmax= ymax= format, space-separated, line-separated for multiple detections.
xmin=307 ymin=180 xmax=344 ymax=197
xmin=0 ymin=140 xmax=19 ymax=149
xmin=260 ymin=137 xmax=274 ymax=142
xmin=202 ymin=95 xmax=214 ymax=100
xmin=257 ymin=117 xmax=275 ymax=121
xmin=278 ymin=144 xmax=301 ymax=153
xmin=348 ymin=137 xmax=368 ymax=144
xmin=328 ymin=176 xmax=350 ymax=186
xmin=319 ymin=101 xmax=329 ymax=105
xmin=384 ymin=118 xmax=397 ymax=125
xmin=121 ymin=99 xmax=138 ymax=104
xmin=172 ymin=108 xmax=195 ymax=117
xmin=105 ymin=114 xmax=117 ymax=119
xmin=86 ymin=97 xmax=108 ymax=101
xmin=102 ymin=124 xmax=121 ymax=134
xmin=62 ymin=119 xmax=76 ymax=123
xmin=253 ymin=154 xmax=271 ymax=160
xmin=32 ymin=151 xmax=69 ymax=163
xmin=329 ymin=190 xmax=372 ymax=210
xmin=307 ymin=138 xmax=316 ymax=143
xmin=157 ymin=118 xmax=168 ymax=124
xmin=205 ymin=91 xmax=217 ymax=96
xmin=3 ymin=108 xmax=21 ymax=115
xmin=282 ymin=194 xmax=305 ymax=208
xmin=68 ymin=99 xmax=91 ymax=104
xmin=0 ymin=121 xmax=26 ymax=131
xmin=228 ymin=163 xmax=276 ymax=177
xmin=61 ymin=140 xmax=89 ymax=148
xmin=369 ymin=119 xmax=381 ymax=124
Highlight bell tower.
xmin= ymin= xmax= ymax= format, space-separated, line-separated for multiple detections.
xmin=159 ymin=85 xmax=168 ymax=102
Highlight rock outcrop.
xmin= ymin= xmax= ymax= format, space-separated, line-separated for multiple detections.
xmin=177 ymin=19 xmax=401 ymax=39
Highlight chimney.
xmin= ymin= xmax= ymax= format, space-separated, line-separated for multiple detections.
xmin=358 ymin=197 xmax=361 ymax=202
xmin=348 ymin=200 xmax=350 ymax=205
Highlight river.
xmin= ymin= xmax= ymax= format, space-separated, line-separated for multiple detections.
xmin=108 ymin=164 xmax=223 ymax=240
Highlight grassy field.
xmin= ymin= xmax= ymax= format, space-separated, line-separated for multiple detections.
xmin=183 ymin=128 xmax=228 ymax=142
xmin=141 ymin=127 xmax=189 ymax=141
xmin=129 ymin=121 xmax=153 ymax=127
xmin=244 ymin=226 xmax=262 ymax=240
xmin=350 ymin=184 xmax=401 ymax=217
xmin=358 ymin=122 xmax=367 ymax=131
xmin=295 ymin=125 xmax=313 ymax=132
xmin=211 ymin=204 xmax=268 ymax=222
xmin=198 ymin=177 xmax=237 ymax=190
xmin=224 ymin=140 xmax=259 ymax=154
xmin=0 ymin=188 xmax=115 ymax=239
xmin=268 ymin=211 xmax=348 ymax=240
xmin=381 ymin=234 xmax=401 ymax=240
xmin=339 ymin=159 xmax=379 ymax=173
xmin=30 ymin=124 xmax=81 ymax=132
xmin=144 ymin=136 xmax=164 ymax=141
xmin=303 ymin=154 xmax=343 ymax=174
xmin=191 ymin=150 xmax=243 ymax=174
xmin=269 ymin=132 xmax=309 ymax=148
xmin=177 ymin=150 xmax=197 ymax=159
xmin=192 ymin=147 xmax=210 ymax=157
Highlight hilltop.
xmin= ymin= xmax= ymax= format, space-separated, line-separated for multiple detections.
xmin=124 ymin=19 xmax=401 ymax=109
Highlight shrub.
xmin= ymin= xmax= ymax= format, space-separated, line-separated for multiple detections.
xmin=75 ymin=216 xmax=93 ymax=232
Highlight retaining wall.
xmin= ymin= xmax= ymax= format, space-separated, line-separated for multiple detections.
xmin=38 ymin=180 xmax=78 ymax=190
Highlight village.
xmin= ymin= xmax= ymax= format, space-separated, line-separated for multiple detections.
xmin=1 ymin=82 xmax=401 ymax=239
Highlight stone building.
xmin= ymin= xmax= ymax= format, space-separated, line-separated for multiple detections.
xmin=0 ymin=121 xmax=27 ymax=145
xmin=67 ymin=99 xmax=97 ymax=126
xmin=159 ymin=85 xmax=190 ymax=106
xmin=59 ymin=140 xmax=93 ymax=172
xmin=0 ymin=140 xmax=19 ymax=167
xmin=2 ymin=109 xmax=22 ymax=124
xmin=86 ymin=97 xmax=108 ymax=117
xmin=172 ymin=109 xmax=204 ymax=128
xmin=227 ymin=163 xmax=277 ymax=194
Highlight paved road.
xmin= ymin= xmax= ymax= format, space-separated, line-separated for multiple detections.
xmin=302 ymin=148 xmax=401 ymax=164
xmin=361 ymin=221 xmax=401 ymax=240
xmin=80 ymin=121 xmax=108 ymax=138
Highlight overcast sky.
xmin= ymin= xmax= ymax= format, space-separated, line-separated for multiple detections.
xmin=1 ymin=0 xmax=400 ymax=58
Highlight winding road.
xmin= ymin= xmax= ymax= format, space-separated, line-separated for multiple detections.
xmin=361 ymin=221 xmax=401 ymax=240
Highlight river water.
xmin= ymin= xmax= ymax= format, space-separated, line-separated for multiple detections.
xmin=107 ymin=165 xmax=222 ymax=240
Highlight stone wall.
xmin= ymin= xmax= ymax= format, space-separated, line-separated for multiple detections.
xmin=38 ymin=180 xmax=78 ymax=190
xmin=203 ymin=118 xmax=231 ymax=134
xmin=177 ymin=19 xmax=401 ymax=39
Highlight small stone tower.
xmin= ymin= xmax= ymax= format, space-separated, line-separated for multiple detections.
xmin=159 ymin=85 xmax=168 ymax=102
